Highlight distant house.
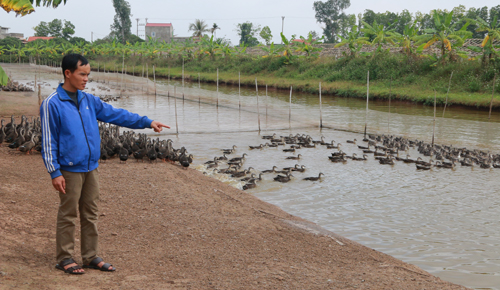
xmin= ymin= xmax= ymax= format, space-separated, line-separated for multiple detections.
xmin=145 ymin=22 xmax=191 ymax=43
xmin=145 ymin=23 xmax=173 ymax=42
xmin=0 ymin=26 xmax=24 ymax=40
xmin=26 ymin=36 xmax=55 ymax=42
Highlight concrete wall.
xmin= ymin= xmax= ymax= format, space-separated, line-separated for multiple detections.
xmin=145 ymin=26 xmax=173 ymax=43
xmin=244 ymin=39 xmax=492 ymax=58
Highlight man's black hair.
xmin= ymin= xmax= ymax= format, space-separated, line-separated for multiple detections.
xmin=61 ymin=53 xmax=89 ymax=77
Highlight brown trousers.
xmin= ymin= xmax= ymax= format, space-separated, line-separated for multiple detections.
xmin=56 ymin=169 xmax=100 ymax=264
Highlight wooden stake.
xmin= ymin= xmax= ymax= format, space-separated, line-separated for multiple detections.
xmin=238 ymin=71 xmax=241 ymax=110
xmin=489 ymin=73 xmax=496 ymax=120
xmin=256 ymin=78 xmax=261 ymax=132
xmin=443 ymin=71 xmax=453 ymax=117
xmin=216 ymin=68 xmax=219 ymax=108
xmin=265 ymin=84 xmax=268 ymax=121
xmin=319 ymin=82 xmax=323 ymax=128
xmin=289 ymin=86 xmax=292 ymax=126
xmin=174 ymin=87 xmax=179 ymax=134
xmin=364 ymin=70 xmax=369 ymax=139
xmin=153 ymin=65 xmax=156 ymax=97
xmin=388 ymin=76 xmax=391 ymax=134
xmin=432 ymin=90 xmax=436 ymax=147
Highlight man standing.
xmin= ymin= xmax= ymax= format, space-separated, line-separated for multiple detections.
xmin=40 ymin=54 xmax=169 ymax=274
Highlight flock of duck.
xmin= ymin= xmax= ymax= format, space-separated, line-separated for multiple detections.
xmin=0 ymin=115 xmax=193 ymax=168
xmin=202 ymin=132 xmax=500 ymax=190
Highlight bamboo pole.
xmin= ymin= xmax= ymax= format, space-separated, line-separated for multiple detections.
xmin=432 ymin=90 xmax=436 ymax=147
xmin=153 ymin=65 xmax=156 ymax=98
xmin=364 ymin=70 xmax=369 ymax=139
xmin=238 ymin=71 xmax=241 ymax=111
xmin=265 ymin=84 xmax=268 ymax=121
xmin=216 ymin=68 xmax=219 ymax=108
xmin=256 ymin=78 xmax=261 ymax=132
xmin=182 ymin=59 xmax=185 ymax=97
xmin=388 ymin=76 xmax=392 ymax=134
xmin=198 ymin=73 xmax=200 ymax=88
xmin=174 ymin=87 xmax=179 ymax=134
xmin=489 ymin=73 xmax=496 ymax=120
xmin=289 ymin=86 xmax=292 ymax=126
xmin=319 ymin=82 xmax=323 ymax=128
xmin=442 ymin=71 xmax=453 ymax=117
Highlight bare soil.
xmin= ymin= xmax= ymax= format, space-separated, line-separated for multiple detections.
xmin=0 ymin=81 xmax=470 ymax=289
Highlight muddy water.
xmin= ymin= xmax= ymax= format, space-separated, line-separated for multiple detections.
xmin=5 ymin=64 xmax=500 ymax=289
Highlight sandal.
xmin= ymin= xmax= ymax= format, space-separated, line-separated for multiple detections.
xmin=55 ymin=258 xmax=85 ymax=275
xmin=83 ymin=257 xmax=116 ymax=272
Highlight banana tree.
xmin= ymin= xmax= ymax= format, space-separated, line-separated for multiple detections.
xmin=361 ymin=20 xmax=399 ymax=54
xmin=199 ymin=35 xmax=220 ymax=60
xmin=259 ymin=42 xmax=280 ymax=57
xmin=469 ymin=15 xmax=500 ymax=63
xmin=415 ymin=10 xmax=472 ymax=63
xmin=278 ymin=33 xmax=297 ymax=64
xmin=396 ymin=22 xmax=419 ymax=56
xmin=295 ymin=33 xmax=324 ymax=57
xmin=334 ymin=25 xmax=370 ymax=57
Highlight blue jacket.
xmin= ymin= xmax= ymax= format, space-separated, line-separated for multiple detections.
xmin=40 ymin=84 xmax=153 ymax=179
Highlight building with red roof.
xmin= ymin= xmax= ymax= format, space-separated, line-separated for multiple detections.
xmin=26 ymin=36 xmax=55 ymax=42
xmin=145 ymin=23 xmax=173 ymax=42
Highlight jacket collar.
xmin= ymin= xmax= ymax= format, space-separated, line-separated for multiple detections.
xmin=56 ymin=83 xmax=84 ymax=102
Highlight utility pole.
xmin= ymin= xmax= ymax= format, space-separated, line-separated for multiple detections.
xmin=281 ymin=16 xmax=285 ymax=44
xmin=136 ymin=18 xmax=139 ymax=36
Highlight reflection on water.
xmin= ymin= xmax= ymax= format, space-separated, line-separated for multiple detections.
xmin=6 ymin=64 xmax=500 ymax=290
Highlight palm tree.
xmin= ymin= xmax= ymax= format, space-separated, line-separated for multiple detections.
xmin=189 ymin=19 xmax=209 ymax=38
xmin=211 ymin=23 xmax=220 ymax=38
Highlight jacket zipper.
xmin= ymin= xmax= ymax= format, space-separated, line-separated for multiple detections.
xmin=76 ymin=96 xmax=92 ymax=172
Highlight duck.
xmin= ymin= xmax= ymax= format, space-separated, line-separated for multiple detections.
xmin=221 ymin=145 xmax=237 ymax=154
xmin=261 ymin=166 xmax=278 ymax=173
xmin=231 ymin=169 xmax=250 ymax=178
xmin=282 ymin=148 xmax=295 ymax=152
xmin=249 ymin=144 xmax=265 ymax=150
xmin=179 ymin=151 xmax=193 ymax=169
xmin=416 ymin=163 xmax=432 ymax=170
xmin=147 ymin=142 xmax=157 ymax=163
xmin=346 ymin=139 xmax=357 ymax=144
xmin=285 ymin=154 xmax=302 ymax=160
xmin=229 ymin=153 xmax=247 ymax=162
xmin=242 ymin=179 xmax=257 ymax=190
xmin=133 ymin=148 xmax=146 ymax=162
xmin=292 ymin=165 xmax=306 ymax=172
xmin=205 ymin=157 xmax=219 ymax=164
xmin=327 ymin=141 xmax=341 ymax=149
xmin=329 ymin=155 xmax=347 ymax=163
xmin=352 ymin=153 xmax=368 ymax=161
xmin=18 ymin=134 xmax=36 ymax=154
xmin=273 ymin=172 xmax=293 ymax=183
xmin=119 ymin=145 xmax=129 ymax=163
xmin=303 ymin=173 xmax=324 ymax=181
xmin=206 ymin=161 xmax=219 ymax=169
xmin=435 ymin=160 xmax=455 ymax=169
xmin=378 ymin=156 xmax=395 ymax=165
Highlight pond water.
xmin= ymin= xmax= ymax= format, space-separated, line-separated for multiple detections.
xmin=5 ymin=64 xmax=500 ymax=289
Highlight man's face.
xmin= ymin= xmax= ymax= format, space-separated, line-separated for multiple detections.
xmin=65 ymin=61 xmax=90 ymax=91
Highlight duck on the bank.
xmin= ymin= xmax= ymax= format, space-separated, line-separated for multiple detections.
xmin=119 ymin=145 xmax=129 ymax=163
xmin=18 ymin=134 xmax=36 ymax=154
xmin=179 ymin=152 xmax=193 ymax=169
xmin=303 ymin=173 xmax=324 ymax=181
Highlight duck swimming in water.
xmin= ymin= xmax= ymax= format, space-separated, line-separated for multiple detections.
xmin=303 ymin=173 xmax=324 ymax=181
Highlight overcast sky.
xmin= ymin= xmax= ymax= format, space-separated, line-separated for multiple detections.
xmin=2 ymin=0 xmax=499 ymax=45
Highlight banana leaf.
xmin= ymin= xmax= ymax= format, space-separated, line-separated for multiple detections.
xmin=0 ymin=65 xmax=9 ymax=86
xmin=0 ymin=0 xmax=34 ymax=16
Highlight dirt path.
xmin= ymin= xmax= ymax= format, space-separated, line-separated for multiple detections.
xmin=0 ymin=67 xmax=470 ymax=289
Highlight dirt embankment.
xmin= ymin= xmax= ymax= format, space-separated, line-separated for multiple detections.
xmin=0 ymin=88 xmax=469 ymax=289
